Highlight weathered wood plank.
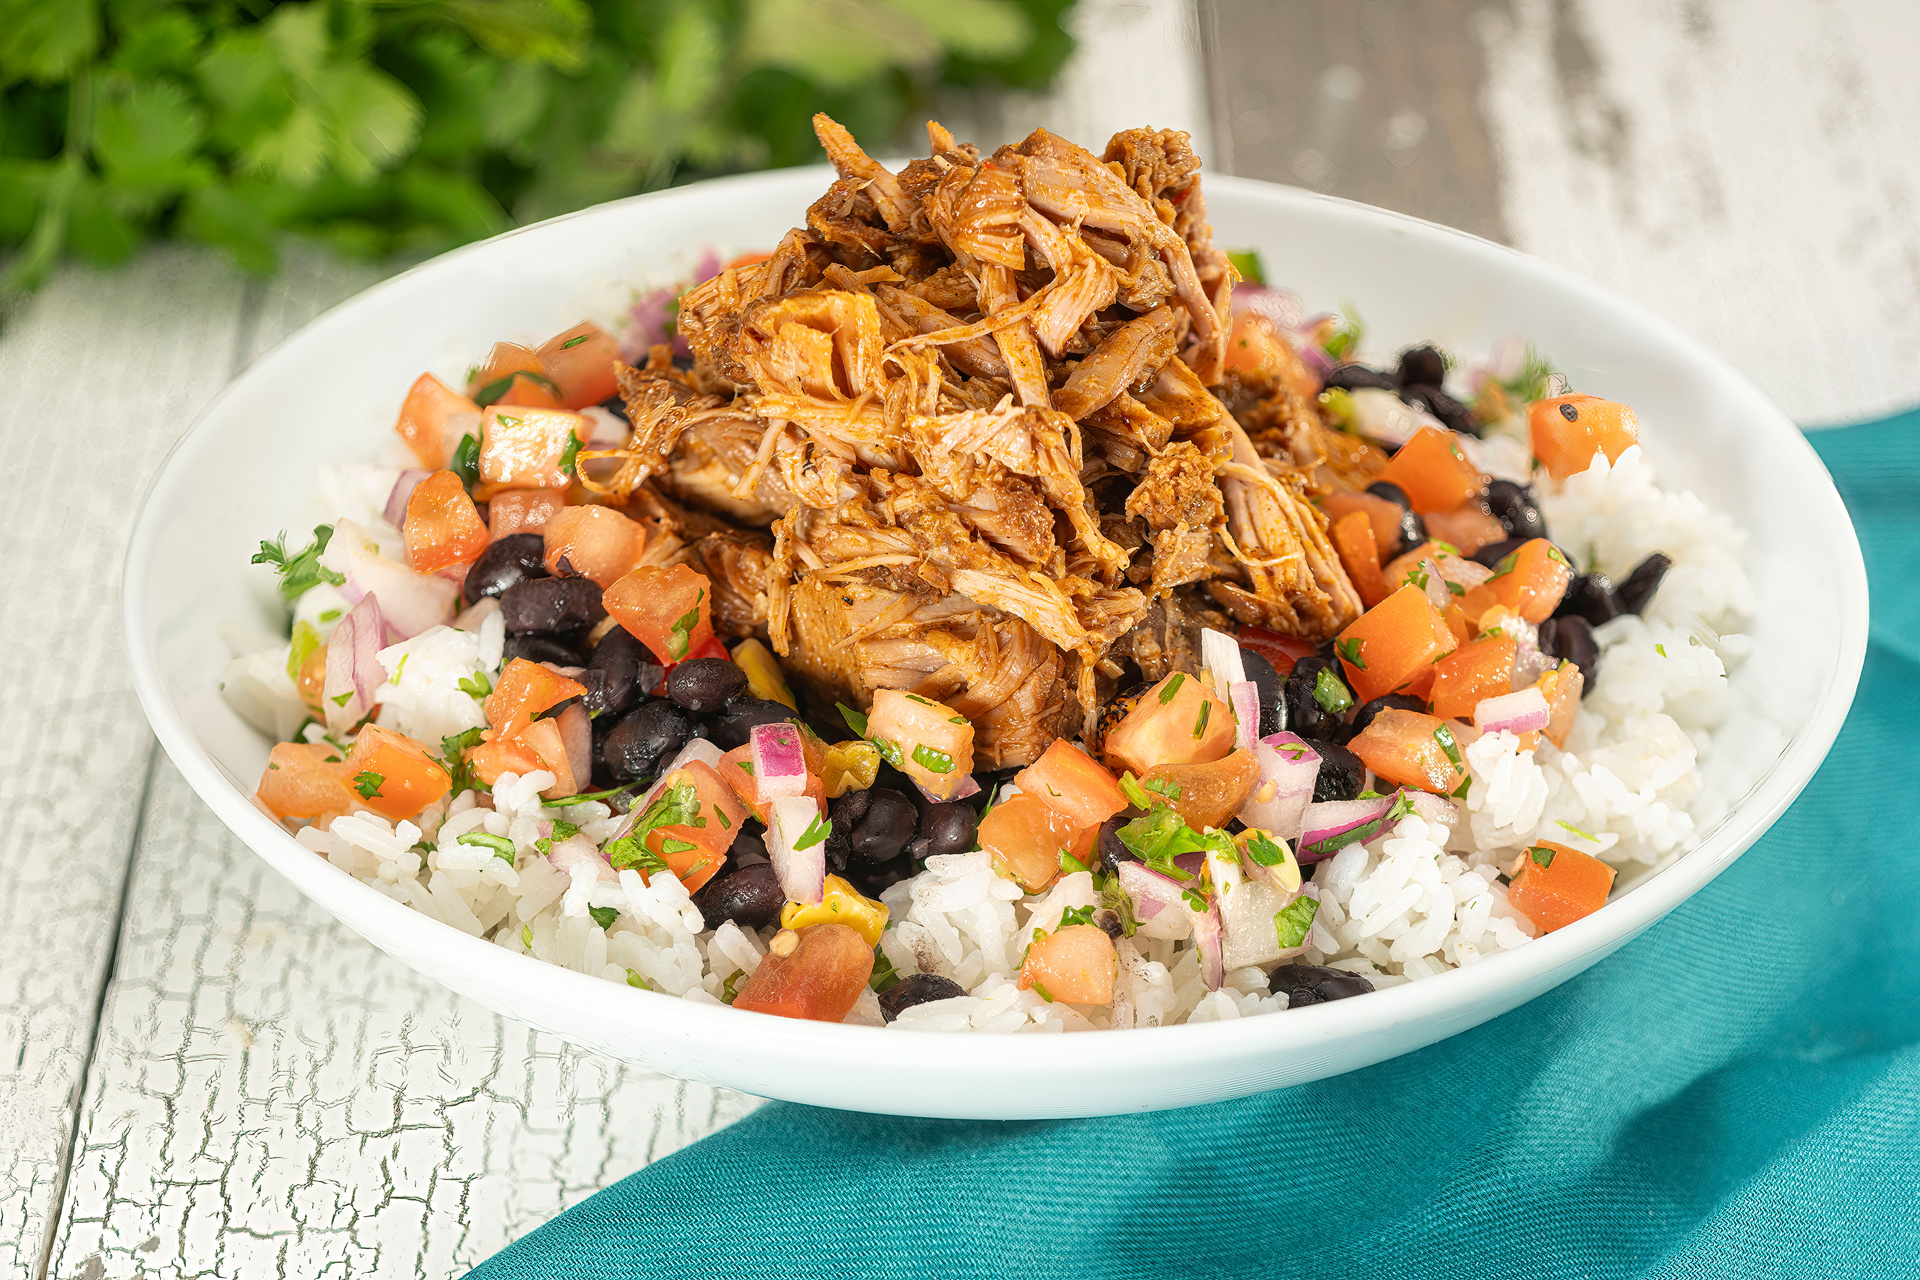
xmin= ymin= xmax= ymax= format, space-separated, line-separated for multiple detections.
xmin=0 ymin=247 xmax=253 ymax=1280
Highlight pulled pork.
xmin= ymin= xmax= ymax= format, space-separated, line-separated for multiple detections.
xmin=600 ymin=116 xmax=1361 ymax=766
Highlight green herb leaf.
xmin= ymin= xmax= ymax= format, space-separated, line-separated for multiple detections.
xmin=604 ymin=835 xmax=669 ymax=874
xmin=1529 ymin=844 xmax=1557 ymax=868
xmin=472 ymin=368 xmax=561 ymax=408
xmin=546 ymin=779 xmax=647 ymax=807
xmin=451 ymin=433 xmax=481 ymax=489
xmin=1059 ymin=849 xmax=1091 ymax=875
xmin=588 ymin=905 xmax=619 ymax=930
xmin=868 ymin=948 xmax=900 ymax=993
xmin=1192 ymin=700 xmax=1210 ymax=739
xmin=458 ymin=831 xmax=517 ymax=861
xmin=1146 ymin=776 xmax=1182 ymax=801
xmin=910 ymin=744 xmax=955 ymax=775
xmin=1030 ymin=980 xmax=1055 ymax=1003
xmin=1489 ymin=551 xmax=1519 ymax=579
xmin=533 ymin=819 xmax=580 ymax=856
xmin=437 ymin=726 xmax=487 ymax=797
xmin=837 ymin=702 xmax=869 ymax=737
xmin=1555 ymin=819 xmax=1600 ymax=842
xmin=871 ymin=736 xmax=905 ymax=769
xmin=1273 ymin=896 xmax=1319 ymax=949
xmin=458 ymin=670 xmax=493 ymax=698
xmin=793 ymin=811 xmax=832 ymax=851
xmin=1118 ymin=771 xmax=1153 ymax=809
xmin=561 ymin=334 xmax=590 ymax=350
xmin=1655 ymin=643 xmax=1668 ymax=658
xmin=1226 ymin=247 xmax=1266 ymax=285
xmin=1058 ymin=905 xmax=1095 ymax=929
xmin=351 ymin=770 xmax=384 ymax=799
xmin=1335 ymin=637 xmax=1367 ymax=671
xmin=521 ymin=924 xmax=534 ymax=948
xmin=1158 ymin=672 xmax=1185 ymax=704
xmin=1242 ymin=831 xmax=1287 ymax=867
xmin=1313 ymin=666 xmax=1354 ymax=715
xmin=666 ymin=588 xmax=704 ymax=660
xmin=627 ymin=968 xmax=652 ymax=991
xmin=251 ymin=525 xmax=344 ymax=604
xmin=558 ymin=432 xmax=582 ymax=478
xmin=1433 ymin=723 xmax=1463 ymax=767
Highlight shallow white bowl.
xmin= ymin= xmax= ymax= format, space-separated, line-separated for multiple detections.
xmin=124 ymin=168 xmax=1866 ymax=1119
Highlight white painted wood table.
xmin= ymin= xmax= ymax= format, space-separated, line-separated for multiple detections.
xmin=3 ymin=2 xmax=1916 ymax=1276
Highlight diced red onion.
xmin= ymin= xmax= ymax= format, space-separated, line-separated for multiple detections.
xmin=750 ymin=721 xmax=809 ymax=803
xmin=1414 ymin=556 xmax=1451 ymax=613
xmin=1188 ymin=897 xmax=1226 ymax=991
xmin=1239 ymin=733 xmax=1321 ymax=845
xmin=1173 ymin=851 xmax=1205 ymax=879
xmin=768 ymin=795 xmax=826 ymax=906
xmin=1350 ymin=387 xmax=1443 ymax=449
xmin=323 ymin=520 xmax=458 ymax=639
xmin=623 ymin=250 xmax=722 ymax=360
xmin=1406 ymin=792 xmax=1460 ymax=828
xmin=912 ymin=773 xmax=980 ymax=806
xmin=1475 ymin=686 xmax=1550 ymax=734
xmin=1230 ymin=283 xmax=1305 ymax=331
xmin=383 ymin=469 xmax=428 ymax=529
xmin=321 ymin=594 xmax=387 ymax=732
xmin=1115 ymin=860 xmax=1187 ymax=941
xmin=1230 ymin=680 xmax=1260 ymax=752
xmin=1298 ymin=792 xmax=1400 ymax=863
xmin=1201 ymin=627 xmax=1246 ymax=703
xmin=555 ymin=703 xmax=592 ymax=788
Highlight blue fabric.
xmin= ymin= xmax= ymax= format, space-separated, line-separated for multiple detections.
xmin=472 ymin=412 xmax=1920 ymax=1280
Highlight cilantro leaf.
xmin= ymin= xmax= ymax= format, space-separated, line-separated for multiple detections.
xmin=910 ymin=744 xmax=954 ymax=775
xmin=351 ymin=770 xmax=384 ymax=799
xmin=1274 ymin=896 xmax=1319 ymax=949
xmin=457 ymin=831 xmax=517 ymax=862
xmin=588 ymin=905 xmax=619 ymax=930
xmin=458 ymin=670 xmax=492 ymax=698
xmin=251 ymin=525 xmax=344 ymax=604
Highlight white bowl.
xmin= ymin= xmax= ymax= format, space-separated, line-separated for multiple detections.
xmin=124 ymin=168 xmax=1866 ymax=1119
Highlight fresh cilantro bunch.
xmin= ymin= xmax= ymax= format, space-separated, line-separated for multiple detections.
xmin=0 ymin=0 xmax=1076 ymax=297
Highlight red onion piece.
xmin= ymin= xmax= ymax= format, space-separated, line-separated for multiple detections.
xmin=1350 ymin=387 xmax=1443 ymax=449
xmin=1202 ymin=627 xmax=1246 ymax=703
xmin=1475 ymin=686 xmax=1550 ymax=734
xmin=1406 ymin=792 xmax=1460 ymax=828
xmin=1115 ymin=860 xmax=1184 ymax=930
xmin=768 ymin=795 xmax=826 ymax=905
xmin=383 ymin=469 xmax=428 ymax=529
xmin=324 ymin=520 xmax=458 ymax=639
xmin=911 ymin=773 xmax=980 ymax=806
xmin=750 ymin=722 xmax=808 ymax=803
xmin=555 ymin=703 xmax=592 ymax=789
xmin=1239 ymin=733 xmax=1321 ymax=845
xmin=1298 ymin=792 xmax=1400 ymax=863
xmin=1188 ymin=898 xmax=1226 ymax=991
xmin=321 ymin=594 xmax=386 ymax=732
xmin=1230 ymin=680 xmax=1261 ymax=752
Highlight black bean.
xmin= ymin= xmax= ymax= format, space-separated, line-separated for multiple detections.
xmin=1302 ymin=738 xmax=1365 ymax=802
xmin=692 ymin=863 xmax=785 ymax=931
xmin=665 ymin=657 xmax=746 ymax=714
xmin=499 ymin=576 xmax=605 ymax=635
xmin=1364 ymin=482 xmax=1427 ymax=554
xmin=1556 ymin=573 xmax=1622 ymax=626
xmin=917 ymin=802 xmax=977 ymax=860
xmin=602 ymin=700 xmax=693 ymax=781
xmin=842 ymin=852 xmax=919 ymax=899
xmin=504 ymin=634 xmax=585 ymax=667
xmin=464 ymin=533 xmax=547 ymax=605
xmin=707 ymin=696 xmax=796 ymax=751
xmin=878 ymin=973 xmax=968 ymax=1022
xmin=1284 ymin=657 xmax=1349 ymax=741
xmin=1239 ymin=647 xmax=1288 ymax=738
xmin=585 ymin=627 xmax=648 ymax=718
xmin=1337 ymin=694 xmax=1427 ymax=745
xmin=1471 ymin=536 xmax=1529 ymax=570
xmin=1484 ymin=479 xmax=1547 ymax=541
xmin=1097 ymin=811 xmax=1143 ymax=874
xmin=1396 ymin=345 xmax=1447 ymax=390
xmin=1615 ymin=552 xmax=1672 ymax=615
xmin=1539 ymin=616 xmax=1601 ymax=694
xmin=847 ymin=787 xmax=917 ymax=863
xmin=727 ymin=825 xmax=770 ymax=867
xmin=1399 ymin=384 xmax=1479 ymax=437
xmin=1270 ymin=964 xmax=1375 ymax=1007
xmin=1323 ymin=363 xmax=1398 ymax=391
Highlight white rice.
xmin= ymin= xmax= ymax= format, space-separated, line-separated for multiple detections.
xmin=228 ymin=440 xmax=1750 ymax=1029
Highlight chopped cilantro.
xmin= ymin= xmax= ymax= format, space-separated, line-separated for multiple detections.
xmin=458 ymin=832 xmax=517 ymax=862
xmin=1321 ymin=304 xmax=1365 ymax=362
xmin=1447 ymin=580 xmax=1465 ymax=596
xmin=1546 ymin=545 xmax=1570 ymax=566
xmin=1227 ymin=247 xmax=1266 ymax=285
xmin=561 ymin=333 xmax=591 ymax=350
xmin=911 ymin=744 xmax=955 ymax=774
xmin=661 ymin=836 xmax=698 ymax=857
xmin=1274 ymin=896 xmax=1319 ymax=949
xmin=458 ymin=671 xmax=493 ymax=698
xmin=558 ymin=433 xmax=582 ymax=478
xmin=666 ymin=589 xmax=705 ymax=660
xmin=793 ymin=811 xmax=832 ymax=851
xmin=1489 ymin=551 xmax=1519 ymax=579
xmin=1181 ymin=888 xmax=1208 ymax=912
xmin=1655 ymin=643 xmax=1668 ymax=658
xmin=837 ymin=702 xmax=870 ymax=737
xmin=905 ymin=693 xmax=934 ymax=706
xmin=546 ymin=779 xmax=645 ymax=806
xmin=1059 ymin=849 xmax=1091 ymax=875
xmin=521 ymin=924 xmax=533 ymax=948
xmin=1452 ymin=777 xmax=1472 ymax=799
xmin=1159 ymin=673 xmax=1185 ymax=704
xmin=1529 ymin=845 xmax=1556 ymax=868
xmin=627 ymin=968 xmax=652 ymax=991
xmin=1555 ymin=819 xmax=1599 ymax=842
xmin=1242 ymin=831 xmax=1288 ymax=867
xmin=868 ymin=950 xmax=900 ymax=993
xmin=1059 ymin=905 xmax=1095 ymax=929
xmin=1147 ymin=776 xmax=1181 ymax=801
xmin=1119 ymin=771 xmax=1154 ymax=809
xmin=351 ymin=770 xmax=384 ymax=799
xmin=871 ymin=736 xmax=906 ymax=769
xmin=451 ymin=433 xmax=481 ymax=489
xmin=1335 ymin=637 xmax=1367 ymax=670
xmin=1406 ymin=567 xmax=1430 ymax=591
xmin=534 ymin=820 xmax=581 ymax=856
xmin=1313 ymin=666 xmax=1353 ymax=715
xmin=1433 ymin=724 xmax=1463 ymax=767
xmin=589 ymin=905 xmax=620 ymax=930
xmin=251 ymin=525 xmax=345 ymax=605
xmin=319 ymin=608 xmax=342 ymax=623
xmin=437 ymin=727 xmax=487 ymax=797
xmin=605 ymin=781 xmax=703 ymax=874
xmin=1192 ymin=701 xmax=1210 ymax=739
xmin=604 ymin=836 xmax=670 ymax=874
xmin=472 ymin=368 xmax=562 ymax=408
xmin=1031 ymin=980 xmax=1055 ymax=1003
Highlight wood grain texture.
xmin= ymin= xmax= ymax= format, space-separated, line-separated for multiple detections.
xmin=0 ymin=247 xmax=253 ymax=1280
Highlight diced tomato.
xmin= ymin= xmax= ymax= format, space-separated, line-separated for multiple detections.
xmin=343 ymin=725 xmax=452 ymax=821
xmin=1140 ymin=748 xmax=1261 ymax=831
xmin=522 ymin=717 xmax=581 ymax=797
xmin=535 ymin=321 xmax=621 ymax=410
xmin=1421 ymin=504 xmax=1506 ymax=555
xmin=1237 ymin=626 xmax=1317 ymax=677
xmin=256 ymin=741 xmax=358 ymax=823
xmin=469 ymin=734 xmax=544 ymax=790
xmin=1331 ymin=509 xmax=1391 ymax=608
xmin=489 ymin=488 xmax=566 ymax=540
xmin=477 ymin=406 xmax=589 ymax=490
xmin=1334 ymin=584 xmax=1456 ymax=704
xmin=486 ymin=658 xmax=588 ymax=740
xmin=1019 ymin=924 xmax=1116 ymax=1004
xmin=1377 ymin=426 xmax=1485 ymax=513
xmin=636 ymin=761 xmax=745 ymax=890
xmin=717 ymin=743 xmax=825 ymax=825
xmin=1429 ymin=635 xmax=1518 ymax=721
xmin=1321 ymin=490 xmax=1411 ymax=559
xmin=1507 ymin=840 xmax=1615 ymax=932
xmin=1535 ymin=660 xmax=1584 ymax=748
xmin=605 ymin=563 xmax=713 ymax=664
xmin=1384 ymin=541 xmax=1493 ymax=593
xmin=732 ymin=923 xmax=874 ymax=1022
xmin=468 ymin=342 xmax=563 ymax=408
xmin=1222 ymin=314 xmax=1319 ymax=399
xmin=541 ymin=504 xmax=646 ymax=587
xmin=978 ymin=793 xmax=1085 ymax=892
xmin=1347 ymin=708 xmax=1469 ymax=797
xmin=1529 ymin=394 xmax=1640 ymax=480
xmin=1014 ymin=739 xmax=1128 ymax=829
xmin=394 ymin=373 xmax=481 ymax=470
xmin=867 ymin=688 xmax=977 ymax=799
xmin=1484 ymin=538 xmax=1573 ymax=624
xmin=404 ymin=470 xmax=490 ymax=573
xmin=1398 ymin=663 xmax=1438 ymax=703
xmin=1102 ymin=671 xmax=1235 ymax=775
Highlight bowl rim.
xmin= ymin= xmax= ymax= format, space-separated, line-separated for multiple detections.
xmin=122 ymin=166 xmax=1869 ymax=1080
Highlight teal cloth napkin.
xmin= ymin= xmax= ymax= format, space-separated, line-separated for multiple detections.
xmin=472 ymin=412 xmax=1919 ymax=1280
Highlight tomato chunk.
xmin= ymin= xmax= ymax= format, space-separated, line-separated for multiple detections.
xmin=394 ymin=373 xmax=481 ymax=470
xmin=541 ymin=504 xmax=647 ymax=588
xmin=404 ymin=470 xmax=490 ymax=573
xmin=1530 ymin=394 xmax=1640 ymax=480
xmin=1347 ymin=708 xmax=1469 ymax=796
xmin=1334 ymin=584 xmax=1456 ymax=704
xmin=605 ymin=563 xmax=713 ymax=664
xmin=1103 ymin=671 xmax=1234 ymax=775
xmin=626 ymin=761 xmax=745 ymax=890
xmin=536 ymin=321 xmax=622 ymax=410
xmin=1421 ymin=504 xmax=1506 ymax=555
xmin=732 ymin=923 xmax=874 ymax=1022
xmin=1020 ymin=924 xmax=1116 ymax=1004
xmin=1484 ymin=538 xmax=1573 ymax=624
xmin=477 ymin=406 xmax=589 ymax=490
xmin=257 ymin=742 xmax=358 ymax=824
xmin=1377 ymin=426 xmax=1485 ymax=513
xmin=1140 ymin=748 xmax=1261 ymax=831
xmin=1015 ymin=739 xmax=1128 ymax=829
xmin=486 ymin=658 xmax=587 ymax=740
xmin=1321 ymin=490 xmax=1411 ymax=559
xmin=343 ymin=725 xmax=452 ymax=821
xmin=1535 ymin=659 xmax=1584 ymax=748
xmin=1331 ymin=509 xmax=1391 ymax=608
xmin=1428 ymin=634 xmax=1517 ymax=721
xmin=469 ymin=342 xmax=563 ymax=408
xmin=469 ymin=734 xmax=544 ymax=790
xmin=488 ymin=488 xmax=566 ymax=540
xmin=1507 ymin=840 xmax=1615 ymax=932
xmin=978 ymin=793 xmax=1085 ymax=893
xmin=866 ymin=688 xmax=977 ymax=799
